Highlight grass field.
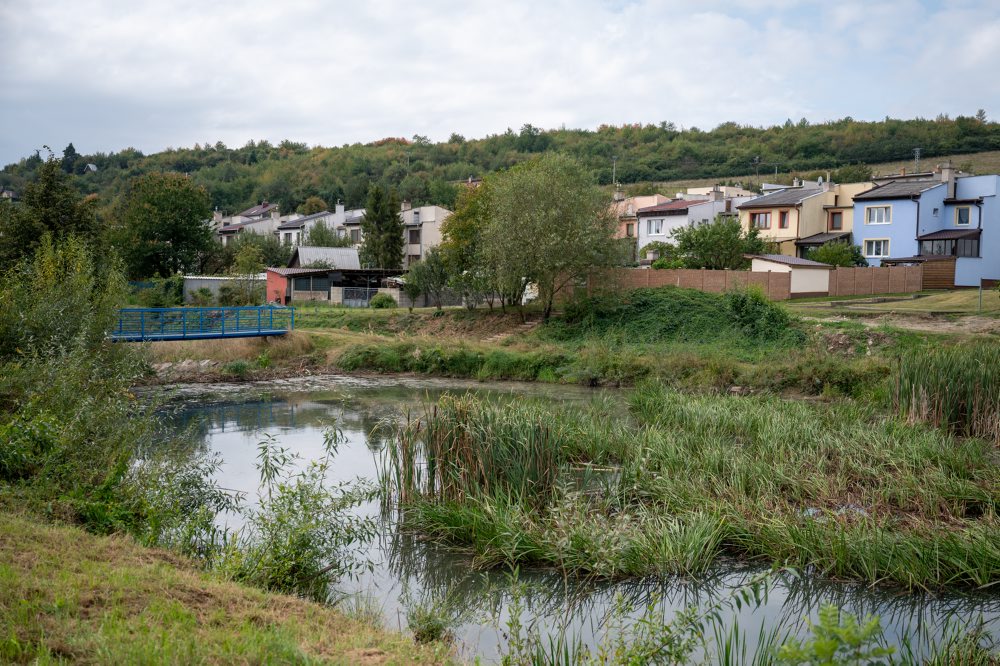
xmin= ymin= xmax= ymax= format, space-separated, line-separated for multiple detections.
xmin=0 ymin=512 xmax=451 ymax=664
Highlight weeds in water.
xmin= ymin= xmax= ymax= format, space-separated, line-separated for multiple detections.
xmin=897 ymin=342 xmax=1000 ymax=443
xmin=773 ymin=604 xmax=895 ymax=664
xmin=403 ymin=587 xmax=470 ymax=644
xmin=385 ymin=385 xmax=1000 ymax=590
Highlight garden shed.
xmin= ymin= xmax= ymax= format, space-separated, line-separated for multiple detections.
xmin=745 ymin=254 xmax=833 ymax=298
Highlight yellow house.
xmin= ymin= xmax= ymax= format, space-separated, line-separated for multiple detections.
xmin=737 ymin=182 xmax=872 ymax=257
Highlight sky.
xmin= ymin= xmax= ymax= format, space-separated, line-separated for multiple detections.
xmin=2 ymin=0 xmax=999 ymax=165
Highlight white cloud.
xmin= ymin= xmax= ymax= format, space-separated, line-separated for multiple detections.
xmin=1 ymin=0 xmax=999 ymax=162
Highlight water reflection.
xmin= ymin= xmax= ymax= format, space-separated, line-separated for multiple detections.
xmin=159 ymin=378 xmax=1000 ymax=662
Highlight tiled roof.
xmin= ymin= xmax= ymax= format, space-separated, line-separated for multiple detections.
xmin=266 ymin=267 xmax=332 ymax=277
xmin=237 ymin=201 xmax=279 ymax=217
xmin=916 ymin=228 xmax=981 ymax=241
xmin=794 ymin=232 xmax=852 ymax=246
xmin=853 ymin=180 xmax=944 ymax=200
xmin=737 ymin=188 xmax=822 ymax=209
xmin=277 ymin=211 xmax=331 ymax=230
xmin=636 ymin=199 xmax=708 ymax=215
xmin=745 ymin=253 xmax=834 ymax=269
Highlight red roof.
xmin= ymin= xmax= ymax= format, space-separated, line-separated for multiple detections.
xmin=636 ymin=199 xmax=708 ymax=215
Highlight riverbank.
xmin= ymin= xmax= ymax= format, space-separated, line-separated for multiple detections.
xmin=0 ymin=511 xmax=452 ymax=664
xmin=141 ymin=291 xmax=940 ymax=400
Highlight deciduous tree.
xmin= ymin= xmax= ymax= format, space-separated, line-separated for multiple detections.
xmin=482 ymin=153 xmax=617 ymax=319
xmin=671 ymin=216 xmax=768 ymax=270
xmin=113 ymin=172 xmax=212 ymax=278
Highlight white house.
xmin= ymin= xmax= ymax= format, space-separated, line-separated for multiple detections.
xmin=275 ymin=210 xmax=337 ymax=246
xmin=636 ymin=191 xmax=757 ymax=260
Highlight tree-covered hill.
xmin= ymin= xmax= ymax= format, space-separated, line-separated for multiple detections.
xmin=3 ymin=113 xmax=998 ymax=215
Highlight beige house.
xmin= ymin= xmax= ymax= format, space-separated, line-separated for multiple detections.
xmin=333 ymin=202 xmax=452 ymax=267
xmin=737 ymin=181 xmax=872 ymax=257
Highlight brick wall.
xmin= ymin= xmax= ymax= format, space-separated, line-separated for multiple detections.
xmin=828 ymin=266 xmax=924 ymax=296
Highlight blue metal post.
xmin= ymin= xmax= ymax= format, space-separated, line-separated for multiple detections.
xmin=257 ymin=308 xmax=261 ymax=332
xmin=269 ymin=307 xmax=274 ymax=330
xmin=221 ymin=308 xmax=225 ymax=336
xmin=182 ymin=309 xmax=187 ymax=338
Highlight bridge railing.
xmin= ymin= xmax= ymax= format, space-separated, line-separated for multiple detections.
xmin=113 ymin=305 xmax=294 ymax=341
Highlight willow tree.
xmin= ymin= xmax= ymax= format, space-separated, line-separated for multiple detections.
xmin=481 ymin=154 xmax=617 ymax=319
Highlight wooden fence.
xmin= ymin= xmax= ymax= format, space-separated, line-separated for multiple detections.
xmin=582 ymin=268 xmax=792 ymax=301
xmin=827 ymin=266 xmax=924 ymax=297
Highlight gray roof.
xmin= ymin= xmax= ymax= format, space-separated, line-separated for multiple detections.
xmin=277 ymin=210 xmax=331 ymax=230
xmin=853 ymin=180 xmax=944 ymax=201
xmin=290 ymin=246 xmax=361 ymax=270
xmin=746 ymin=254 xmax=834 ymax=269
xmin=794 ymin=231 xmax=852 ymax=246
xmin=737 ymin=188 xmax=823 ymax=209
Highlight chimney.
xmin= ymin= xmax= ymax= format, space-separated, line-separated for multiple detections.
xmin=335 ymin=202 xmax=345 ymax=215
xmin=939 ymin=161 xmax=956 ymax=198
xmin=271 ymin=209 xmax=280 ymax=221
xmin=212 ymin=210 xmax=223 ymax=223
xmin=613 ymin=186 xmax=625 ymax=202
xmin=793 ymin=177 xmax=802 ymax=187
xmin=710 ymin=185 xmax=723 ymax=202
xmin=401 ymin=200 xmax=412 ymax=212
xmin=900 ymin=167 xmax=906 ymax=176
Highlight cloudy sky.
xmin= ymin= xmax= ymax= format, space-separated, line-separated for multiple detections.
xmin=1 ymin=0 xmax=998 ymax=165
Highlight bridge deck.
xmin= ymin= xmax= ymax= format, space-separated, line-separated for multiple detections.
xmin=112 ymin=306 xmax=294 ymax=342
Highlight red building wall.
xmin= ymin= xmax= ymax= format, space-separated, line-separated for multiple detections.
xmin=266 ymin=271 xmax=289 ymax=304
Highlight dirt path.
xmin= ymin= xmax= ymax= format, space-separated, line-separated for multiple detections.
xmin=802 ymin=312 xmax=1000 ymax=335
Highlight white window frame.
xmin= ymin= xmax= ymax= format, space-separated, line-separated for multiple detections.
xmin=647 ymin=218 xmax=664 ymax=235
xmin=865 ymin=205 xmax=891 ymax=225
xmin=864 ymin=238 xmax=890 ymax=258
xmin=954 ymin=206 xmax=971 ymax=226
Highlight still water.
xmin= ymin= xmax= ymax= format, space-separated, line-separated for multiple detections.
xmin=160 ymin=374 xmax=999 ymax=662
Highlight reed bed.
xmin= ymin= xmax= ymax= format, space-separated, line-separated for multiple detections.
xmin=896 ymin=342 xmax=1000 ymax=444
xmin=385 ymin=384 xmax=1000 ymax=590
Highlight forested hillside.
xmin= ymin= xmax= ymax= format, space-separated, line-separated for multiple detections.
xmin=2 ymin=113 xmax=998 ymax=216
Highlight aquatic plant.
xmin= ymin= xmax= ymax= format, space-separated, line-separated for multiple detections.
xmin=896 ymin=342 xmax=1000 ymax=443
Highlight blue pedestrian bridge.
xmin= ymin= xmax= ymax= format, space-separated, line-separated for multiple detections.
xmin=111 ymin=306 xmax=294 ymax=342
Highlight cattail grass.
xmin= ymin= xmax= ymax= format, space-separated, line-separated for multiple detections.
xmin=384 ymin=384 xmax=1000 ymax=589
xmin=896 ymin=342 xmax=1000 ymax=444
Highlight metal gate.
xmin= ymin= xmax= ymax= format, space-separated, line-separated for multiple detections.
xmin=343 ymin=287 xmax=379 ymax=308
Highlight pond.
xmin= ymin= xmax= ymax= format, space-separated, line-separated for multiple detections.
xmin=158 ymin=374 xmax=1000 ymax=662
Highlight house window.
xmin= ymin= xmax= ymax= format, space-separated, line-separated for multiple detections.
xmin=919 ymin=238 xmax=980 ymax=258
xmin=829 ymin=212 xmax=843 ymax=230
xmin=865 ymin=206 xmax=891 ymax=225
xmin=779 ymin=211 xmax=789 ymax=229
xmin=350 ymin=229 xmax=360 ymax=243
xmin=626 ymin=223 xmax=634 ymax=237
xmin=283 ymin=232 xmax=292 ymax=245
xmin=408 ymin=229 xmax=421 ymax=244
xmin=864 ymin=239 xmax=890 ymax=258
xmin=955 ymin=206 xmax=971 ymax=226
xmin=647 ymin=219 xmax=663 ymax=235
xmin=751 ymin=212 xmax=771 ymax=229
xmin=408 ymin=254 xmax=420 ymax=265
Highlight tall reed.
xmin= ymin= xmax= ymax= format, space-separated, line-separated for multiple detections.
xmin=896 ymin=342 xmax=1000 ymax=443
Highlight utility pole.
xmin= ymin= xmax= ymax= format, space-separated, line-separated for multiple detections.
xmin=612 ymin=155 xmax=618 ymax=186
xmin=913 ymin=147 xmax=921 ymax=173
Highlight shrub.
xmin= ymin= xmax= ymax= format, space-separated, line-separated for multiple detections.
xmin=548 ymin=286 xmax=802 ymax=348
xmin=190 ymin=286 xmax=214 ymax=306
xmin=369 ymin=292 xmax=398 ymax=309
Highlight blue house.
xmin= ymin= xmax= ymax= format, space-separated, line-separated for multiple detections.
xmin=853 ymin=164 xmax=1000 ymax=287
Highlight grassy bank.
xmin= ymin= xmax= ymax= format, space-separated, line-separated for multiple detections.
xmin=387 ymin=386 xmax=1000 ymax=590
xmin=0 ymin=512 xmax=449 ymax=664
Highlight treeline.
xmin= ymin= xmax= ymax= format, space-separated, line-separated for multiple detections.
xmin=2 ymin=113 xmax=998 ymax=216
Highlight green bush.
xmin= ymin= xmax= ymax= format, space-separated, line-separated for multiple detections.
xmin=135 ymin=275 xmax=184 ymax=307
xmin=222 ymin=360 xmax=253 ymax=377
xmin=550 ymin=286 xmax=802 ymax=348
xmin=190 ymin=286 xmax=214 ymax=306
xmin=369 ymin=292 xmax=398 ymax=309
